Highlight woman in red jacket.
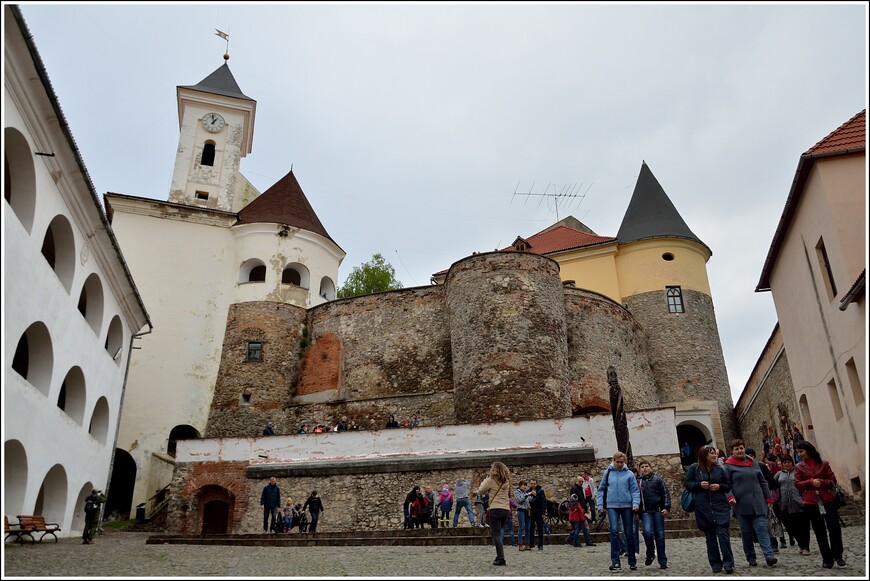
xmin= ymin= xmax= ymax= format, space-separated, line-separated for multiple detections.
xmin=793 ymin=442 xmax=844 ymax=569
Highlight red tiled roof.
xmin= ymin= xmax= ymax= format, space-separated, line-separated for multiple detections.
xmin=432 ymin=223 xmax=615 ymax=277
xmin=805 ymin=109 xmax=866 ymax=155
xmin=757 ymin=110 xmax=866 ymax=291
xmin=235 ymin=170 xmax=336 ymax=244
xmin=502 ymin=225 xmax=615 ymax=254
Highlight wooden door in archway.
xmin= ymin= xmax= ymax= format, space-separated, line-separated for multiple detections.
xmin=201 ymin=500 xmax=229 ymax=535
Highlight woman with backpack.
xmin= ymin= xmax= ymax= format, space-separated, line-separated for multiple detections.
xmin=437 ymin=484 xmax=453 ymax=527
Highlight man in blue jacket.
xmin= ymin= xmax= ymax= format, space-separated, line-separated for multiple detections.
xmin=260 ymin=477 xmax=281 ymax=533
xmin=637 ymin=460 xmax=671 ymax=569
xmin=597 ymin=451 xmax=640 ymax=572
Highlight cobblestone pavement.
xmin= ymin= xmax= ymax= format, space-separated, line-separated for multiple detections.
xmin=3 ymin=526 xmax=866 ymax=578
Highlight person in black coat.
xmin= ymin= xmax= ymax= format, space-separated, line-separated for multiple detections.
xmin=402 ymin=485 xmax=421 ymax=529
xmin=302 ymin=490 xmax=324 ymax=534
xmin=527 ymin=479 xmax=547 ymax=551
xmin=637 ymin=461 xmax=671 ymax=569
xmin=685 ymin=446 xmax=735 ymax=573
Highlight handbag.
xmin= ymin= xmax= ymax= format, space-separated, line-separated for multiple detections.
xmin=833 ymin=483 xmax=847 ymax=508
xmin=680 ymin=489 xmax=695 ymax=513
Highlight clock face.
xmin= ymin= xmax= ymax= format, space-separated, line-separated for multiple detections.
xmin=201 ymin=112 xmax=225 ymax=133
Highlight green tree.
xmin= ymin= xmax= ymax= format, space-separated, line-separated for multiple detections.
xmin=337 ymin=253 xmax=404 ymax=298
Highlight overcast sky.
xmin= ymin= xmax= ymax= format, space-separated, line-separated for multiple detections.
xmin=14 ymin=2 xmax=867 ymax=403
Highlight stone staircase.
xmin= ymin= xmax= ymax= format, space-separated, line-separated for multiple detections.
xmin=145 ymin=501 xmax=864 ymax=547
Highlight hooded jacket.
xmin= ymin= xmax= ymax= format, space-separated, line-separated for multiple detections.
xmin=454 ymin=479 xmax=471 ymax=500
xmin=437 ymin=487 xmax=453 ymax=511
xmin=773 ymin=467 xmax=804 ymax=513
xmin=596 ymin=463 xmax=640 ymax=509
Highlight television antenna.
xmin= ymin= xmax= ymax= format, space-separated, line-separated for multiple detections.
xmin=511 ymin=181 xmax=592 ymax=221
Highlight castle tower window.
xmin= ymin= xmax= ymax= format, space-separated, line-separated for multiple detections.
xmin=201 ymin=141 xmax=216 ymax=167
xmin=666 ymin=286 xmax=684 ymax=313
xmin=248 ymin=265 xmax=266 ymax=282
xmin=247 ymin=341 xmax=263 ymax=362
xmin=282 ymin=268 xmax=301 ymax=286
xmin=195 ymin=191 xmax=209 ymax=201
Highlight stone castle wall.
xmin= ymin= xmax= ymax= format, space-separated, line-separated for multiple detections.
xmin=307 ymin=286 xmax=453 ymax=401
xmin=564 ymin=289 xmax=658 ymax=414
xmin=204 ymin=253 xmax=733 ymax=441
xmin=735 ymin=348 xmax=799 ymax=453
xmin=205 ymin=302 xmax=307 ymax=438
xmin=446 ymin=252 xmax=571 ymax=422
xmin=166 ymin=452 xmax=689 ymax=534
xmin=624 ymin=289 xmax=737 ymax=441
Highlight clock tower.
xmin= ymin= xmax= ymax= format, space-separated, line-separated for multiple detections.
xmin=168 ymin=60 xmax=257 ymax=212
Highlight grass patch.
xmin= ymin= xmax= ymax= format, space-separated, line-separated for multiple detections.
xmin=104 ymin=519 xmax=137 ymax=529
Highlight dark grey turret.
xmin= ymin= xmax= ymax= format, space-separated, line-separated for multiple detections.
xmin=617 ymin=162 xmax=710 ymax=254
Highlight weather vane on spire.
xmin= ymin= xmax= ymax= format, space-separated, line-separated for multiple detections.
xmin=215 ymin=29 xmax=230 ymax=61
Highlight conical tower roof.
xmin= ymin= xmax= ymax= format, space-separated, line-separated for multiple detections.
xmin=236 ymin=170 xmax=338 ymax=246
xmin=616 ymin=162 xmax=707 ymax=250
xmin=178 ymin=63 xmax=254 ymax=102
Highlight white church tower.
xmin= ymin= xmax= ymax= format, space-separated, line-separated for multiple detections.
xmin=168 ymin=59 xmax=258 ymax=212
xmin=105 ymin=58 xmax=344 ymax=518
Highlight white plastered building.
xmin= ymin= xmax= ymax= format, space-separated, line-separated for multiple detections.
xmin=104 ymin=57 xmax=345 ymax=516
xmin=3 ymin=5 xmax=151 ymax=537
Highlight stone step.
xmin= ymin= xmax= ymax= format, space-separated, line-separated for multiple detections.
xmin=146 ymin=513 xmax=863 ymax=548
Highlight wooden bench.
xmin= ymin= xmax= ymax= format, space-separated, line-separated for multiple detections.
xmin=4 ymin=515 xmax=34 ymax=544
xmin=16 ymin=515 xmax=61 ymax=543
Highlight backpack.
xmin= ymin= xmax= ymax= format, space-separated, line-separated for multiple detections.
xmin=85 ymin=498 xmax=97 ymax=514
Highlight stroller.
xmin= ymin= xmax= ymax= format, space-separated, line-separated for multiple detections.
xmin=285 ymin=503 xmax=310 ymax=533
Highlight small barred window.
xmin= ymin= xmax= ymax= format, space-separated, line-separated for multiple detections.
xmin=247 ymin=341 xmax=263 ymax=361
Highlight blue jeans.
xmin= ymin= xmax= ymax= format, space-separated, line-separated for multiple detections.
xmin=703 ymin=524 xmax=734 ymax=570
xmin=262 ymin=506 xmax=277 ymax=531
xmin=568 ymin=521 xmax=593 ymax=546
xmin=453 ymin=497 xmax=476 ymax=526
xmin=516 ymin=509 xmax=529 ymax=545
xmin=640 ymin=511 xmax=667 ymax=565
xmin=502 ymin=513 xmax=517 ymax=545
xmin=735 ymin=513 xmax=774 ymax=562
xmin=607 ymin=508 xmax=637 ymax=566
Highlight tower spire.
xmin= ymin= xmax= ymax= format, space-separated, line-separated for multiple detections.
xmin=616 ymin=162 xmax=707 ymax=250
